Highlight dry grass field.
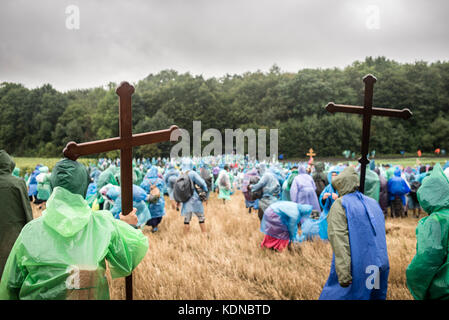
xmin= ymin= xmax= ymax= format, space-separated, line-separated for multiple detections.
xmin=31 ymin=191 xmax=418 ymax=300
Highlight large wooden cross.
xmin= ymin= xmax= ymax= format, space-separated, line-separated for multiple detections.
xmin=325 ymin=74 xmax=412 ymax=193
xmin=63 ymin=81 xmax=178 ymax=300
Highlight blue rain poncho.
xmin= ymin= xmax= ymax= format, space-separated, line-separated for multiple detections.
xmin=320 ymin=167 xmax=389 ymax=300
xmin=387 ymin=168 xmax=411 ymax=205
xmin=251 ymin=169 xmax=280 ymax=212
xmin=164 ymin=165 xmax=180 ymax=200
xmin=85 ymin=182 xmax=97 ymax=208
xmin=140 ymin=167 xmax=165 ymax=218
xmin=108 ymin=184 xmax=151 ymax=227
xmin=179 ymin=159 xmax=208 ymax=216
xmin=260 ymin=201 xmax=313 ymax=242
xmin=299 ymin=167 xmax=342 ymax=242
xmin=27 ymin=166 xmax=41 ymax=197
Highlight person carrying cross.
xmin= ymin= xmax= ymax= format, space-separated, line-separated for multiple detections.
xmin=0 ymin=158 xmax=148 ymax=300
xmin=319 ymin=166 xmax=389 ymax=300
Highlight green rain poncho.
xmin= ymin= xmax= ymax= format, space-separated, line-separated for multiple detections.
xmin=0 ymin=150 xmax=33 ymax=278
xmin=362 ymin=166 xmax=380 ymax=202
xmin=0 ymin=158 xmax=148 ymax=300
xmin=406 ymin=163 xmax=449 ymax=300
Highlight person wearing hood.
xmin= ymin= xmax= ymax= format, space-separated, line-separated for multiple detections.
xmin=374 ymin=167 xmax=389 ymax=218
xmin=260 ymin=201 xmax=313 ymax=252
xmin=406 ymin=163 xmax=449 ymax=299
xmin=164 ymin=163 xmax=180 ymax=210
xmin=94 ymin=166 xmax=120 ymax=210
xmin=12 ymin=167 xmax=20 ymax=178
xmin=315 ymin=167 xmax=342 ymax=240
xmin=361 ymin=165 xmax=380 ymax=202
xmin=141 ymin=166 xmax=166 ymax=232
xmin=249 ymin=163 xmax=281 ymax=221
xmin=26 ymin=165 xmax=41 ymax=203
xmin=179 ymin=158 xmax=208 ymax=234
xmin=107 ymin=183 xmax=152 ymax=229
xmin=36 ymin=166 xmax=52 ymax=210
xmin=320 ymin=166 xmax=389 ymax=300
xmin=281 ymin=166 xmax=298 ymax=201
xmin=242 ymin=167 xmax=260 ymax=213
xmin=0 ymin=150 xmax=33 ymax=279
xmin=0 ymin=158 xmax=147 ymax=300
xmin=215 ymin=165 xmax=234 ymax=204
xmin=290 ymin=166 xmax=321 ymax=213
xmin=312 ymin=162 xmax=328 ymax=199
xmin=387 ymin=168 xmax=411 ymax=218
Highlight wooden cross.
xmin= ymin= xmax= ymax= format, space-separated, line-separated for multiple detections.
xmin=325 ymin=74 xmax=412 ymax=193
xmin=63 ymin=81 xmax=178 ymax=300
xmin=306 ymin=148 xmax=316 ymax=158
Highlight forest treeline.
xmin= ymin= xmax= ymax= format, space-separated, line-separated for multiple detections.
xmin=1 ymin=56 xmax=449 ymax=159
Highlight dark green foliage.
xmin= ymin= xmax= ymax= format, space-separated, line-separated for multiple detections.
xmin=1 ymin=57 xmax=449 ymax=158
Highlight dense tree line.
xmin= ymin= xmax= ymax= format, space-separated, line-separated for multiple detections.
xmin=1 ymin=56 xmax=449 ymax=158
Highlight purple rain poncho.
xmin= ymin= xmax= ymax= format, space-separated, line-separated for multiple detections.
xmin=290 ymin=166 xmax=321 ymax=212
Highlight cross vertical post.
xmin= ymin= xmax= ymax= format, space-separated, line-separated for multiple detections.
xmin=325 ymin=74 xmax=412 ymax=194
xmin=116 ymin=82 xmax=134 ymax=300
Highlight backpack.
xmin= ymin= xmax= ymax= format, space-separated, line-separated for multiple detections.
xmin=168 ymin=175 xmax=178 ymax=189
xmin=173 ymin=172 xmax=194 ymax=203
xmin=248 ymin=176 xmax=263 ymax=201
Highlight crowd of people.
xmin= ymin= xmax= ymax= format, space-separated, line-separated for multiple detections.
xmin=1 ymin=149 xmax=449 ymax=300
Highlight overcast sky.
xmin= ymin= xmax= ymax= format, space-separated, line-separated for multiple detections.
xmin=1 ymin=0 xmax=448 ymax=91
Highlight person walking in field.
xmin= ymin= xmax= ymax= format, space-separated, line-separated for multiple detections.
xmin=320 ymin=166 xmax=389 ymax=300
xmin=0 ymin=158 xmax=147 ymax=300
xmin=406 ymin=163 xmax=449 ymax=300
xmin=215 ymin=165 xmax=233 ymax=204
xmin=164 ymin=163 xmax=180 ymax=210
xmin=290 ymin=166 xmax=321 ymax=213
xmin=0 ymin=150 xmax=33 ymax=279
xmin=175 ymin=158 xmax=208 ymax=235
xmin=249 ymin=163 xmax=280 ymax=221
xmin=387 ymin=168 xmax=411 ymax=218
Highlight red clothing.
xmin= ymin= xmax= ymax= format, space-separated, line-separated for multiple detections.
xmin=260 ymin=234 xmax=290 ymax=252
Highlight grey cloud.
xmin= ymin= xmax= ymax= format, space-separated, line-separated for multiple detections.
xmin=0 ymin=0 xmax=448 ymax=91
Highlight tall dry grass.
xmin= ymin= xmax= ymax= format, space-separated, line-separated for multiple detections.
xmin=31 ymin=191 xmax=418 ymax=300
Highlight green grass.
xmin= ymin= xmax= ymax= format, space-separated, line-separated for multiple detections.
xmin=11 ymin=157 xmax=97 ymax=175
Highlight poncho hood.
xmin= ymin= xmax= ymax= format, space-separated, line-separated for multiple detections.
xmin=332 ymin=166 xmax=359 ymax=196
xmin=417 ymin=163 xmax=449 ymax=214
xmin=315 ymin=162 xmax=325 ymax=172
xmin=146 ymin=166 xmax=159 ymax=179
xmin=50 ymin=158 xmax=90 ymax=198
xmin=0 ymin=150 xmax=15 ymax=175
xmin=43 ymin=186 xmax=91 ymax=237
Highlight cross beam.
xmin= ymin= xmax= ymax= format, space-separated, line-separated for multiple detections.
xmin=325 ymin=74 xmax=412 ymax=193
xmin=62 ymin=81 xmax=178 ymax=300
